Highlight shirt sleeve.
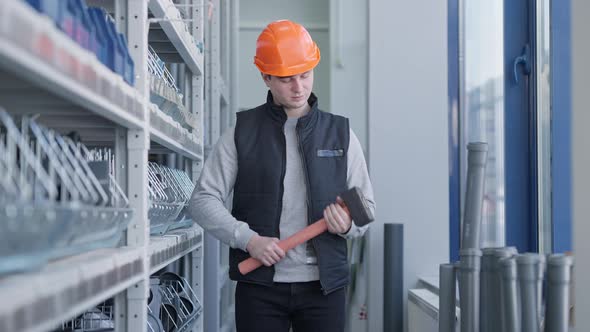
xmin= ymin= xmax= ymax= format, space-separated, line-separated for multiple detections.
xmin=339 ymin=128 xmax=376 ymax=239
xmin=187 ymin=127 xmax=257 ymax=251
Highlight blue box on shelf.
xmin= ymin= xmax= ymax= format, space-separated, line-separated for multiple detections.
xmin=78 ymin=0 xmax=97 ymax=52
xmin=25 ymin=0 xmax=98 ymax=56
xmin=86 ymin=8 xmax=106 ymax=64
xmin=107 ymin=18 xmax=127 ymax=77
xmin=25 ymin=0 xmax=76 ymax=39
xmin=59 ymin=0 xmax=78 ymax=41
xmin=104 ymin=15 xmax=126 ymax=78
xmin=118 ymin=33 xmax=135 ymax=85
xmin=67 ymin=0 xmax=90 ymax=50
xmin=88 ymin=7 xmax=113 ymax=69
xmin=25 ymin=0 xmax=65 ymax=28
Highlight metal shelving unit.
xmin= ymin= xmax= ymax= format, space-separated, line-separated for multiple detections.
xmin=0 ymin=10 xmax=144 ymax=129
xmin=0 ymin=247 xmax=144 ymax=332
xmin=148 ymin=0 xmax=204 ymax=76
xmin=0 ymin=0 xmax=237 ymax=331
xmin=150 ymin=225 xmax=203 ymax=274
xmin=150 ymin=125 xmax=203 ymax=160
xmin=203 ymin=0 xmax=237 ymax=331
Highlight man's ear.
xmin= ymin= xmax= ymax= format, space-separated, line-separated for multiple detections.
xmin=261 ymin=73 xmax=271 ymax=86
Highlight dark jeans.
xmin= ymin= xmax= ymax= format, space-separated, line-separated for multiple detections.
xmin=235 ymin=281 xmax=346 ymax=332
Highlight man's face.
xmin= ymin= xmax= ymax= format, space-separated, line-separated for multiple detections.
xmin=262 ymin=70 xmax=314 ymax=110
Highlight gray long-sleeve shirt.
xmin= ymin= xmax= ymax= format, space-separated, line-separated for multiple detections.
xmin=188 ymin=118 xmax=375 ymax=282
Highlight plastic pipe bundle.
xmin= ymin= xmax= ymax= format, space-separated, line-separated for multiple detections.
xmin=459 ymin=248 xmax=482 ymax=332
xmin=545 ymin=254 xmax=573 ymax=332
xmin=439 ymin=263 xmax=457 ymax=332
xmin=480 ymin=248 xmax=497 ymax=332
xmin=458 ymin=142 xmax=487 ymax=332
xmin=460 ymin=142 xmax=488 ymax=249
xmin=493 ymin=247 xmax=517 ymax=332
xmin=516 ymin=253 xmax=545 ymax=332
xmin=500 ymin=256 xmax=520 ymax=332
xmin=479 ymin=247 xmax=518 ymax=332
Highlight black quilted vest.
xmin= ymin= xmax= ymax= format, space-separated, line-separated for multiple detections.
xmin=229 ymin=92 xmax=350 ymax=294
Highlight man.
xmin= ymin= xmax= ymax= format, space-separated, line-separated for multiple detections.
xmin=189 ymin=20 xmax=375 ymax=332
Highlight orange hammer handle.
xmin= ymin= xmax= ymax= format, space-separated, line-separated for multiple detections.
xmin=238 ymin=206 xmax=350 ymax=275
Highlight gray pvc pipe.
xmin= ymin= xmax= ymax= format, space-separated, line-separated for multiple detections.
xmin=439 ymin=263 xmax=456 ymax=332
xmin=383 ymin=224 xmax=403 ymax=332
xmin=480 ymin=248 xmax=498 ymax=332
xmin=493 ymin=247 xmax=517 ymax=332
xmin=516 ymin=253 xmax=545 ymax=332
xmin=458 ymin=248 xmax=481 ymax=332
xmin=545 ymin=254 xmax=573 ymax=332
xmin=500 ymin=256 xmax=520 ymax=332
xmin=461 ymin=142 xmax=488 ymax=250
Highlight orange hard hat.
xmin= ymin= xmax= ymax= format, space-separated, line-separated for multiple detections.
xmin=254 ymin=20 xmax=321 ymax=77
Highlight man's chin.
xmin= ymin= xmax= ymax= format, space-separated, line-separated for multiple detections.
xmin=287 ymin=100 xmax=308 ymax=109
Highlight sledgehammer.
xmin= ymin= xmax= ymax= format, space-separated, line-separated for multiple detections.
xmin=238 ymin=187 xmax=374 ymax=275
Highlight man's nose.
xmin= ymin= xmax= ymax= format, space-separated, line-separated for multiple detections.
xmin=292 ymin=78 xmax=303 ymax=92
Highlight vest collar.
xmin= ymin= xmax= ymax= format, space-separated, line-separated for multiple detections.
xmin=265 ymin=91 xmax=319 ymax=131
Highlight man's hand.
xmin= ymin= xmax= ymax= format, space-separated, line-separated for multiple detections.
xmin=246 ymin=234 xmax=286 ymax=266
xmin=324 ymin=196 xmax=352 ymax=234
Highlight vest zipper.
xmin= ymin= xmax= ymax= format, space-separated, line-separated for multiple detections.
xmin=296 ymin=124 xmax=327 ymax=293
xmin=277 ymin=123 xmax=286 ymax=239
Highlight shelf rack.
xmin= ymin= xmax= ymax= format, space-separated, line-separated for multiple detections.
xmin=0 ymin=0 xmax=237 ymax=331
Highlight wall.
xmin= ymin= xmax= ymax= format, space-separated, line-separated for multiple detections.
xmin=368 ymin=0 xmax=450 ymax=331
xmin=572 ymin=0 xmax=590 ymax=330
xmin=329 ymin=0 xmax=368 ymax=151
xmin=238 ymin=0 xmax=330 ymax=112
xmin=236 ymin=1 xmax=450 ymax=331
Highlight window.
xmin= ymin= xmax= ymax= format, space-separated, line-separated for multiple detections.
xmin=460 ymin=0 xmax=506 ymax=249
xmin=448 ymin=0 xmax=571 ymax=258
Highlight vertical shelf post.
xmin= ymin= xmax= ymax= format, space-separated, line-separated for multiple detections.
xmin=126 ymin=0 xmax=150 ymax=331
xmin=204 ymin=1 xmax=222 ymax=330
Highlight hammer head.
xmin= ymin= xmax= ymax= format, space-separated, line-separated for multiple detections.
xmin=340 ymin=187 xmax=374 ymax=227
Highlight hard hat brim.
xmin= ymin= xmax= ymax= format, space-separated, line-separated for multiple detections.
xmin=254 ymin=55 xmax=320 ymax=77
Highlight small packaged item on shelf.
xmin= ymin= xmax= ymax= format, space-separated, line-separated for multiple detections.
xmin=87 ymin=7 xmax=114 ymax=70
xmin=23 ymin=0 xmax=73 ymax=42
xmin=84 ymin=7 xmax=100 ymax=59
xmin=86 ymin=7 xmax=119 ymax=100
xmin=61 ymin=0 xmax=78 ymax=40
xmin=68 ymin=0 xmax=92 ymax=50
xmin=117 ymin=32 xmax=135 ymax=86
xmin=103 ymin=12 xmax=125 ymax=78
xmin=25 ymin=0 xmax=66 ymax=29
